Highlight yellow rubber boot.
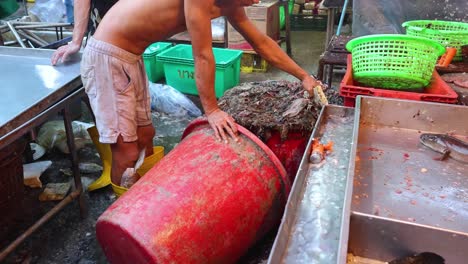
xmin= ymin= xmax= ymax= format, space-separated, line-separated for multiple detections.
xmin=136 ymin=146 xmax=165 ymax=177
xmin=111 ymin=183 xmax=128 ymax=197
xmin=87 ymin=126 xmax=113 ymax=192
xmin=111 ymin=146 xmax=164 ymax=197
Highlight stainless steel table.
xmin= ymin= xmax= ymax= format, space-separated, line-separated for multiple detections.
xmin=0 ymin=46 xmax=88 ymax=261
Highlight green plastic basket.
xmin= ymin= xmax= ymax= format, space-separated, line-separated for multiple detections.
xmin=156 ymin=45 xmax=243 ymax=98
xmin=346 ymin=34 xmax=446 ymax=90
xmin=143 ymin=42 xmax=172 ymax=83
xmin=403 ymin=20 xmax=468 ymax=62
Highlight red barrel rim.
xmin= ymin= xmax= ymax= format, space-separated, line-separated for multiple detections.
xmin=182 ymin=117 xmax=291 ymax=196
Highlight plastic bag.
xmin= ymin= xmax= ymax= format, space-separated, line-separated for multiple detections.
xmin=30 ymin=142 xmax=46 ymax=160
xmin=23 ymin=160 xmax=52 ymax=188
xmin=149 ymin=83 xmax=202 ymax=117
xmin=29 ymin=0 xmax=67 ymax=23
xmin=36 ymin=120 xmax=94 ymax=154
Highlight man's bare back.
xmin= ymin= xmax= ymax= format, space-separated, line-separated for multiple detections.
xmin=94 ymin=0 xmax=224 ymax=54
xmin=90 ymin=0 xmax=320 ymax=143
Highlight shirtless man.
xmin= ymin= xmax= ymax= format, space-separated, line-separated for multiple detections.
xmin=81 ymin=0 xmax=323 ymax=187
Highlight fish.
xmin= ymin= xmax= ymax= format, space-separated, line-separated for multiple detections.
xmin=282 ymin=98 xmax=309 ymax=118
xmin=120 ymin=149 xmax=146 ymax=189
xmin=388 ymin=252 xmax=444 ymax=264
xmin=309 ymin=139 xmax=333 ymax=164
xmin=420 ymin=133 xmax=468 ymax=163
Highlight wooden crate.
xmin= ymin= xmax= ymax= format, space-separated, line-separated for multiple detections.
xmin=0 ymin=139 xmax=25 ymax=212
xmin=290 ymin=14 xmax=327 ymax=31
xmin=241 ymin=53 xmax=270 ymax=73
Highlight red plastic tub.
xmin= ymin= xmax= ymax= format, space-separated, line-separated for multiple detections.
xmin=340 ymin=55 xmax=459 ymax=107
xmin=265 ymin=131 xmax=308 ymax=183
xmin=96 ymin=118 xmax=290 ymax=264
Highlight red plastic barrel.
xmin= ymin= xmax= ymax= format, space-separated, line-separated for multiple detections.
xmin=96 ymin=118 xmax=290 ymax=264
xmin=265 ymin=131 xmax=308 ymax=183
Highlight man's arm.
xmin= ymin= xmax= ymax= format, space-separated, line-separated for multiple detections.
xmin=184 ymin=0 xmax=238 ymax=142
xmin=51 ymin=0 xmax=91 ymax=65
xmin=226 ymin=8 xmax=322 ymax=94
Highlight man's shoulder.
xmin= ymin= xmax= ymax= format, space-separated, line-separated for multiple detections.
xmin=223 ymin=7 xmax=248 ymax=23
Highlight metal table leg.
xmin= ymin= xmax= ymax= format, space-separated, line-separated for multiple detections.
xmin=0 ymin=89 xmax=88 ymax=262
xmin=283 ymin=1 xmax=292 ymax=56
xmin=82 ymin=96 xmax=96 ymax=124
xmin=22 ymin=0 xmax=28 ymax=16
xmin=327 ymin=65 xmax=333 ymax=85
xmin=63 ymin=106 xmax=87 ymax=217
xmin=318 ymin=57 xmax=325 ymax=81
xmin=325 ymin=8 xmax=336 ymax=49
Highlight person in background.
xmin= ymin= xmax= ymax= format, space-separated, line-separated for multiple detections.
xmin=64 ymin=0 xmax=74 ymax=23
xmin=51 ymin=0 xmax=118 ymax=65
xmin=79 ymin=0 xmax=324 ymax=192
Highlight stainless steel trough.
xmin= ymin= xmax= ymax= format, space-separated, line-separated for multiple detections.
xmin=269 ymin=96 xmax=468 ymax=264
xmin=347 ymin=96 xmax=468 ymax=264
xmin=268 ymin=105 xmax=356 ymax=264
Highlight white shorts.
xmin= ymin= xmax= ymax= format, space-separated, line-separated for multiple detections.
xmin=81 ymin=37 xmax=152 ymax=144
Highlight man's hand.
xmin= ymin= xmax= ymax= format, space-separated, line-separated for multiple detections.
xmin=302 ymin=75 xmax=328 ymax=106
xmin=206 ymin=109 xmax=239 ymax=143
xmin=302 ymin=75 xmax=325 ymax=96
xmin=51 ymin=42 xmax=81 ymax=65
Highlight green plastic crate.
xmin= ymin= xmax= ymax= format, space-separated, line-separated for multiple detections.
xmin=156 ymin=45 xmax=243 ymax=98
xmin=403 ymin=20 xmax=468 ymax=62
xmin=279 ymin=0 xmax=294 ymax=30
xmin=290 ymin=14 xmax=327 ymax=31
xmin=143 ymin=42 xmax=172 ymax=83
xmin=346 ymin=34 xmax=446 ymax=90
xmin=0 ymin=0 xmax=19 ymax=19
